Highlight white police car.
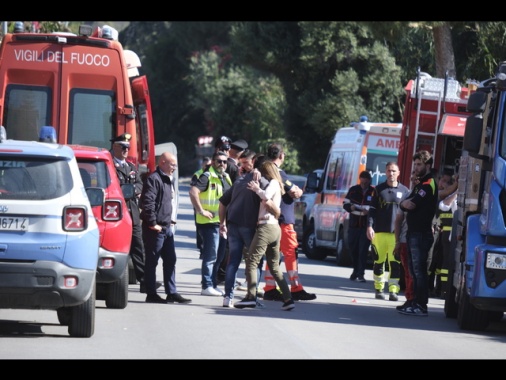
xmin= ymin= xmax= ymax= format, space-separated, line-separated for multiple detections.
xmin=0 ymin=127 xmax=100 ymax=337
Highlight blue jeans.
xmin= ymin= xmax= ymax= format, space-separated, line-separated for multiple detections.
xmin=348 ymin=227 xmax=370 ymax=277
xmin=142 ymin=224 xmax=177 ymax=295
xmin=407 ymin=231 xmax=434 ymax=308
xmin=224 ymin=223 xmax=261 ymax=299
xmin=199 ymin=223 xmax=226 ymax=289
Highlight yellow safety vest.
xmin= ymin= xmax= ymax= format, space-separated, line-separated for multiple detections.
xmin=196 ymin=167 xmax=231 ymax=224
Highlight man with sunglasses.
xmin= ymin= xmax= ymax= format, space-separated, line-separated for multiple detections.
xmin=190 ymin=151 xmax=232 ymax=296
xmin=111 ymin=133 xmax=160 ymax=294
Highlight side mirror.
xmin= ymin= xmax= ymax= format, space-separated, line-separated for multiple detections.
xmin=86 ymin=187 xmax=105 ymax=207
xmin=121 ymin=183 xmax=135 ymax=200
xmin=305 ymin=171 xmax=320 ymax=193
xmin=463 ymin=114 xmax=484 ymax=154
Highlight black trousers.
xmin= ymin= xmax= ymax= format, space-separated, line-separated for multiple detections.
xmin=130 ymin=221 xmax=145 ymax=283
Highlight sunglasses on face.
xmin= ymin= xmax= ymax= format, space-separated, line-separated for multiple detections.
xmin=115 ymin=143 xmax=130 ymax=151
xmin=215 ymin=159 xmax=227 ymax=164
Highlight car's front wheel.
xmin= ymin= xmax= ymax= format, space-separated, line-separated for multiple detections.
xmin=303 ymin=224 xmax=327 ymax=260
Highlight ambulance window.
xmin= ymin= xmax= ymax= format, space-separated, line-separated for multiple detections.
xmin=340 ymin=152 xmax=354 ymax=190
xmin=68 ymin=89 xmax=115 ymax=149
xmin=368 ymin=154 xmax=393 ymax=185
xmin=4 ymin=84 xmax=51 ymax=141
xmin=326 ymin=152 xmax=343 ymax=190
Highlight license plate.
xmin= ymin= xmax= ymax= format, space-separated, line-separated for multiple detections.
xmin=0 ymin=217 xmax=29 ymax=231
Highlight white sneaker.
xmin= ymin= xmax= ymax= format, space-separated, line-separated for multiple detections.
xmin=213 ymin=287 xmax=224 ymax=296
xmin=223 ymin=297 xmax=233 ymax=307
xmin=201 ymin=287 xmax=223 ymax=296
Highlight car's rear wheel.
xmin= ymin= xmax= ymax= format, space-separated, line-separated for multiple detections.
xmin=68 ymin=282 xmax=96 ymax=338
xmin=105 ymin=264 xmax=128 ymax=309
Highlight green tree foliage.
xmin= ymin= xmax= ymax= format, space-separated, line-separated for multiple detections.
xmin=121 ymin=22 xmax=234 ymax=175
xmin=230 ymin=21 xmax=404 ymax=172
xmin=453 ymin=22 xmax=506 ymax=81
xmin=186 ymin=48 xmax=301 ymax=172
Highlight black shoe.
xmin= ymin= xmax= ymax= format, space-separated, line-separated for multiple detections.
xmin=263 ymin=288 xmax=284 ymax=301
xmin=399 ymin=302 xmax=428 ymax=316
xmin=389 ymin=292 xmax=399 ymax=301
xmin=291 ymin=289 xmax=317 ymax=301
xmin=282 ymin=299 xmax=295 ymax=311
xmin=349 ymin=274 xmax=358 ymax=281
xmin=145 ymin=294 xmax=167 ymax=304
xmin=139 ymin=281 xmax=162 ymax=294
xmin=166 ymin=293 xmax=192 ymax=304
xmin=396 ymin=299 xmax=413 ymax=312
xmin=234 ymin=297 xmax=257 ymax=309
xmin=357 ymin=276 xmax=366 ymax=283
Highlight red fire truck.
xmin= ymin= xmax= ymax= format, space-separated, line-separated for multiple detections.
xmin=0 ymin=23 xmax=156 ymax=176
xmin=398 ymin=68 xmax=475 ymax=184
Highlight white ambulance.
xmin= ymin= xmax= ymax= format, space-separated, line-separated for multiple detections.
xmin=302 ymin=117 xmax=401 ymax=266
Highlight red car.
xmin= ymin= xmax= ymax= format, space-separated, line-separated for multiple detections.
xmin=70 ymin=145 xmax=134 ymax=309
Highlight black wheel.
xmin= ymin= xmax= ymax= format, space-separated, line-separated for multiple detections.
xmin=444 ymin=281 xmax=458 ymax=319
xmin=488 ymin=311 xmax=504 ymax=322
xmin=57 ymin=307 xmax=71 ymax=326
xmin=105 ymin=264 xmax=129 ymax=309
xmin=335 ymin=227 xmax=350 ymax=267
xmin=302 ymin=224 xmax=327 ymax=260
xmin=68 ymin=282 xmax=96 ymax=338
xmin=457 ymin=287 xmax=489 ymax=331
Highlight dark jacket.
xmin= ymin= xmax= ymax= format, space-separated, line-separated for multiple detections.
xmin=140 ymin=167 xmax=175 ymax=228
xmin=402 ymin=173 xmax=438 ymax=233
xmin=343 ymin=184 xmax=375 ymax=228
xmin=114 ymin=159 xmax=143 ymax=225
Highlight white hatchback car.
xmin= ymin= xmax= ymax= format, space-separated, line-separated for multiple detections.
xmin=0 ymin=129 xmax=100 ymax=337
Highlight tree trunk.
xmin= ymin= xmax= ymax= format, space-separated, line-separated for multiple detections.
xmin=433 ymin=23 xmax=456 ymax=78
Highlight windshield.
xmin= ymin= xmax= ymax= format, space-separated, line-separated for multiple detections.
xmin=0 ymin=157 xmax=73 ymax=200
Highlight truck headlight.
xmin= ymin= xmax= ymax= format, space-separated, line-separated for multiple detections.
xmin=486 ymin=253 xmax=506 ymax=270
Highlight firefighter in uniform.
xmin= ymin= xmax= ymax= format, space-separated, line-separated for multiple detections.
xmin=429 ymin=169 xmax=457 ymax=298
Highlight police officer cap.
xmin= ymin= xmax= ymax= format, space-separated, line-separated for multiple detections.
xmin=110 ymin=133 xmax=131 ymax=147
xmin=215 ymin=135 xmax=231 ymax=150
xmin=230 ymin=139 xmax=248 ymax=151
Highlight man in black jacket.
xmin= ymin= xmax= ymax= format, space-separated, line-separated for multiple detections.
xmin=140 ymin=151 xmax=191 ymax=304
xmin=343 ymin=171 xmax=375 ymax=283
